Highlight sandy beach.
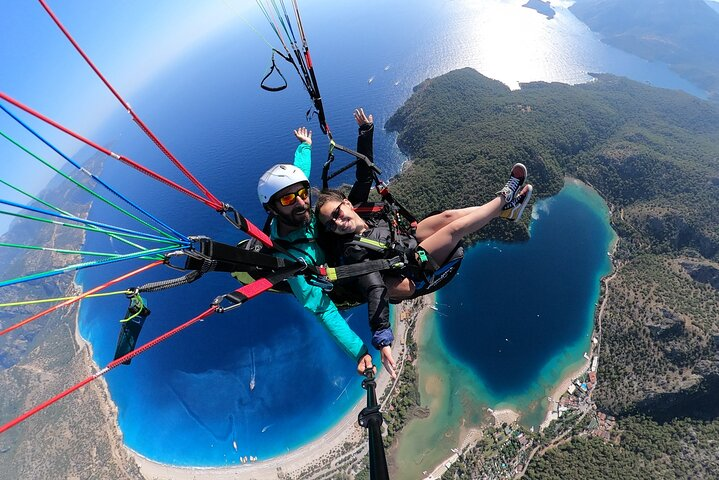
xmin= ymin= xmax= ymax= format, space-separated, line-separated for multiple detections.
xmin=110 ymin=294 xmax=432 ymax=479
xmin=80 ymin=257 xmax=603 ymax=479
xmin=539 ymin=359 xmax=591 ymax=430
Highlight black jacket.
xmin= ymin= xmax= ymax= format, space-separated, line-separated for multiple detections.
xmin=330 ymin=122 xmax=396 ymax=349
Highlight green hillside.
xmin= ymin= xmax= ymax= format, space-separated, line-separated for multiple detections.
xmin=570 ymin=0 xmax=719 ymax=100
xmin=386 ymin=67 xmax=719 ymax=479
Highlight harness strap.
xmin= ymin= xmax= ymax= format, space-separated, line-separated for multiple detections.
xmin=347 ymin=236 xmax=390 ymax=253
xmin=414 ymin=246 xmax=440 ymax=272
xmin=183 ymin=238 xmax=290 ymax=273
xmin=221 ymin=263 xmax=307 ymax=309
xmin=325 ymin=256 xmax=405 ymax=281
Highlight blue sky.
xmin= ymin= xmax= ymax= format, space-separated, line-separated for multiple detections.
xmin=0 ymin=1 xmax=255 ymax=233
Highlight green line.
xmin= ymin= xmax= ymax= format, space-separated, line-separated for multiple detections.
xmin=0 ymin=242 xmax=167 ymax=261
xmin=0 ymin=209 xmax=181 ymax=247
xmin=223 ymin=0 xmax=274 ymax=49
xmin=120 ymin=294 xmax=146 ymax=323
xmin=0 ymin=245 xmax=178 ymax=288
xmin=0 ymin=129 xmax=176 ymax=241
xmin=270 ymin=0 xmax=293 ymax=40
xmin=0 ymin=178 xmax=149 ymax=251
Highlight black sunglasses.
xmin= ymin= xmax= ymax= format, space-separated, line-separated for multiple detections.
xmin=323 ymin=203 xmax=344 ymax=232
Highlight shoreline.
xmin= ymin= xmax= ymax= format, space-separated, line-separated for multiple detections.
xmin=77 ymin=293 xmax=428 ymax=479
xmin=77 ymin=222 xmax=615 ymax=479
xmin=539 ymin=229 xmax=619 ymax=430
xmin=418 ymin=181 xmax=619 ymax=477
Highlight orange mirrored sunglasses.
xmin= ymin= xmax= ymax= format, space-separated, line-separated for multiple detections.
xmin=277 ymin=187 xmax=309 ymax=206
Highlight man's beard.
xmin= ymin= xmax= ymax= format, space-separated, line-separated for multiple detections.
xmin=278 ymin=204 xmax=311 ymax=227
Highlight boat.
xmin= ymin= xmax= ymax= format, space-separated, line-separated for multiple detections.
xmin=249 ymin=348 xmax=256 ymax=391
xmin=394 ymin=80 xmax=400 ymax=86
xmin=368 ymin=76 xmax=374 ymax=84
xmin=429 ymin=305 xmax=439 ymax=311
xmin=384 ymin=64 xmax=390 ymax=71
xmin=233 ymin=440 xmax=238 ymax=452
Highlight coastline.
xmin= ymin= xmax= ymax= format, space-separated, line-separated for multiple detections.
xmin=418 ymin=180 xmax=619 ymax=478
xmin=86 ymin=293 xmax=431 ymax=479
xmin=539 ymin=226 xmax=619 ymax=430
xmin=78 ymin=219 xmax=615 ymax=478
xmin=70 ymin=279 xmax=146 ymax=479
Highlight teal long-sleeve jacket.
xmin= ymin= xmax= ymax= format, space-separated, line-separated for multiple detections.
xmin=269 ymin=142 xmax=369 ymax=362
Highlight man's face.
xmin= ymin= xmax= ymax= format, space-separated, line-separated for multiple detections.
xmin=272 ymin=182 xmax=311 ymax=228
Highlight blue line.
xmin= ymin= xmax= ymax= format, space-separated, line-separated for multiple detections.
xmin=279 ymin=0 xmax=297 ymax=43
xmin=0 ymin=245 xmax=180 ymax=288
xmin=0 ymin=198 xmax=191 ymax=246
xmin=0 ymin=103 xmax=190 ymax=243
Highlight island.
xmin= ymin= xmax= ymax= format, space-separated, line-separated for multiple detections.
xmin=523 ymin=0 xmax=555 ymax=20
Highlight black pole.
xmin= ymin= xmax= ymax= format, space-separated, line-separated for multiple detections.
xmin=358 ymin=369 xmax=389 ymax=480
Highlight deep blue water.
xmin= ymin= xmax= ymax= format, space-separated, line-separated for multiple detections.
xmin=72 ymin=0 xmax=707 ymax=465
xmin=437 ymin=182 xmax=613 ymax=399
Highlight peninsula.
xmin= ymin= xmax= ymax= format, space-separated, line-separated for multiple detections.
xmin=386 ymin=68 xmax=719 ymax=479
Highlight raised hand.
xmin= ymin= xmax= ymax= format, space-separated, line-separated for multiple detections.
xmin=354 ymin=108 xmax=373 ymax=127
xmin=293 ymin=126 xmax=312 ymax=145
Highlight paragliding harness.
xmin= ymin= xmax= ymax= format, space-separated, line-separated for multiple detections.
xmin=229 ymin=141 xmax=463 ymax=307
xmin=321 ymin=140 xmax=464 ymax=302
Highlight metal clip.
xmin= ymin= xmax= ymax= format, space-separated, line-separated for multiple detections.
xmin=220 ymin=203 xmax=242 ymax=229
xmin=306 ymin=274 xmax=333 ymax=292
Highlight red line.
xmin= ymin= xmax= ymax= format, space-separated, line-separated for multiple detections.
xmin=0 ymin=306 xmax=216 ymax=435
xmin=37 ymin=0 xmax=224 ymax=211
xmin=0 ymin=278 xmax=280 ymax=435
xmin=104 ymin=306 xmax=217 ymax=370
xmin=0 ymin=376 xmax=95 ymax=434
xmin=0 ymin=261 xmax=163 ymax=337
xmin=0 ymin=92 xmax=220 ymax=210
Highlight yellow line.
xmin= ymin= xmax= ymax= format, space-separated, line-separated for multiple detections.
xmin=0 ymin=290 xmax=129 ymax=308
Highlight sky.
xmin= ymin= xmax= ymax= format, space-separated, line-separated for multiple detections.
xmin=0 ymin=1 xmax=254 ymax=234
xmin=3 ymin=0 xmax=717 ymax=236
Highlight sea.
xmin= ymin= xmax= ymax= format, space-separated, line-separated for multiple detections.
xmin=70 ymin=0 xmax=706 ymax=469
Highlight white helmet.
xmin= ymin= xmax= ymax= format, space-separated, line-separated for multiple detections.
xmin=257 ymin=164 xmax=309 ymax=205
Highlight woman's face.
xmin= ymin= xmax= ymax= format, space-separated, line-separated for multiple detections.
xmin=318 ymin=198 xmax=363 ymax=235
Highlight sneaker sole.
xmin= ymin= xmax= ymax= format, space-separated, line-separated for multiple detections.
xmin=503 ymin=163 xmax=528 ymax=203
xmin=510 ymin=184 xmax=533 ymax=222
xmin=511 ymin=163 xmax=528 ymax=185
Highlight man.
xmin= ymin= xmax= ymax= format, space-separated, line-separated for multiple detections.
xmin=257 ymin=125 xmax=375 ymax=377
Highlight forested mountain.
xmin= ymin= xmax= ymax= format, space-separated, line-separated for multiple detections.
xmin=570 ymin=0 xmax=719 ymax=100
xmin=386 ymin=68 xmax=719 ymax=479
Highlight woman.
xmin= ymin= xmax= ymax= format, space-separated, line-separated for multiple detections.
xmin=316 ymin=109 xmax=533 ymax=376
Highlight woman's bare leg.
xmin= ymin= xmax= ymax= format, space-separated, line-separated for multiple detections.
xmin=386 ymin=276 xmax=415 ymax=300
xmin=418 ymin=196 xmax=504 ymax=266
xmin=415 ymin=206 xmax=488 ymax=243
